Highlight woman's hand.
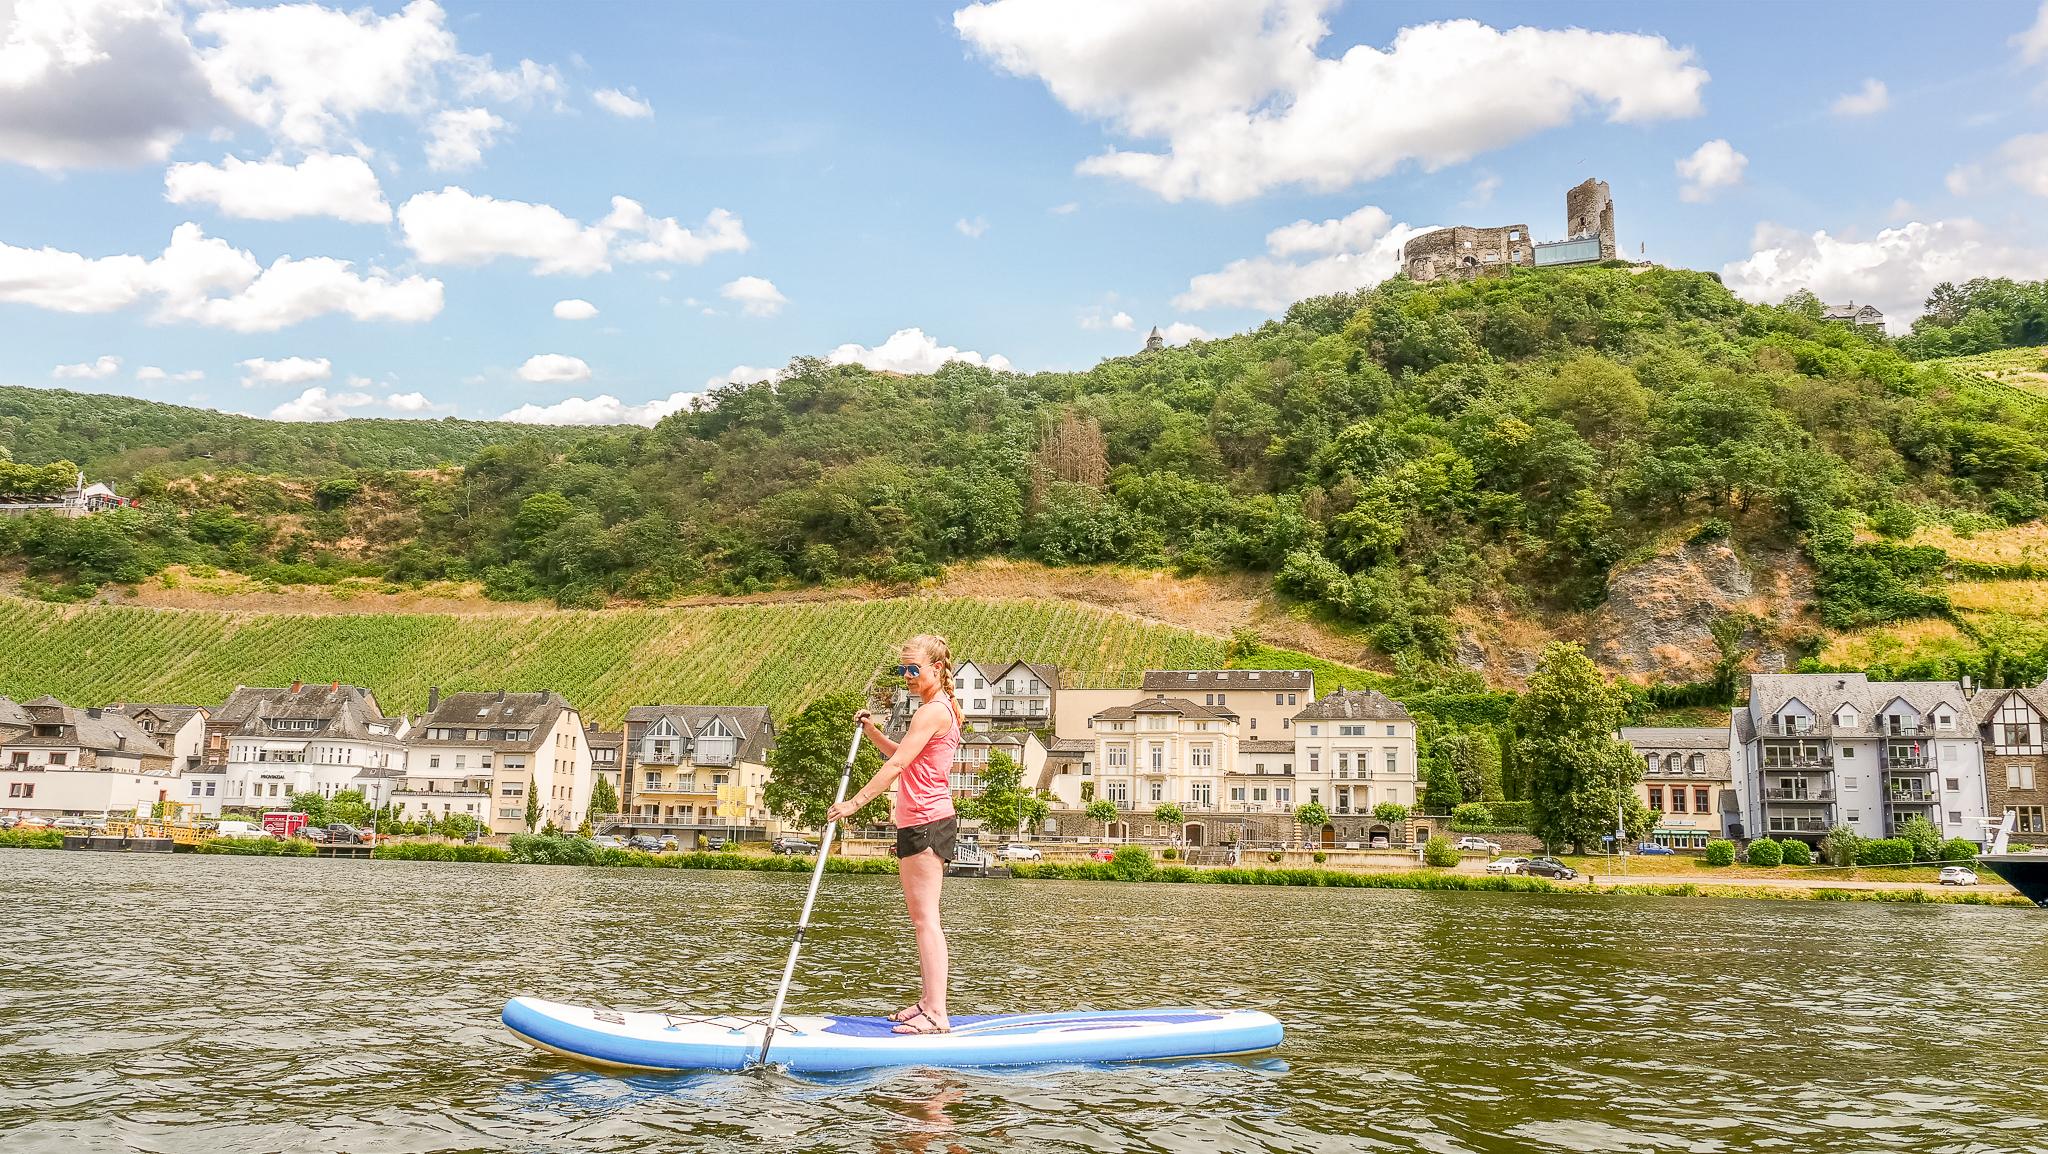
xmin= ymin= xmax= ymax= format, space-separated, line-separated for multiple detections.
xmin=855 ymin=709 xmax=874 ymax=729
xmin=825 ymin=797 xmax=861 ymax=823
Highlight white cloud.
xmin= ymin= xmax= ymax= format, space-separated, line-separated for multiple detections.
xmin=516 ymin=353 xmax=591 ymax=383
xmin=269 ymin=385 xmax=378 ymax=422
xmin=2016 ymin=1 xmax=2048 ymax=65
xmin=720 ymin=275 xmax=788 ymax=318
xmin=499 ymin=390 xmax=699 ymax=426
xmin=1722 ymin=218 xmax=2048 ymax=331
xmin=1159 ymin=322 xmax=1213 ymax=345
xmin=383 ymin=391 xmax=441 ymax=413
xmin=238 ymin=355 xmax=331 ymax=387
xmin=397 ymin=187 xmax=748 ymax=274
xmin=0 ymin=223 xmax=442 ymax=331
xmin=1049 ymin=201 xmax=1079 ymax=215
xmin=954 ymin=3 xmax=1707 ymax=203
xmin=827 ymin=328 xmax=1013 ymax=374
xmin=955 ymin=216 xmax=990 ymax=238
xmin=1176 ymin=204 xmax=1428 ymax=311
xmin=164 ymin=152 xmax=391 ymax=223
xmin=1830 ymin=78 xmax=1889 ymax=117
xmin=1466 ymin=173 xmax=1501 ymax=206
xmin=53 ymin=355 xmax=121 ymax=379
xmin=2001 ymin=133 xmax=2048 ymax=196
xmin=1947 ymin=164 xmax=1980 ymax=196
xmin=552 ymin=298 xmax=598 ymax=320
xmin=707 ymin=364 xmax=782 ymax=388
xmin=424 ymin=107 xmax=506 ymax=170
xmin=592 ymin=86 xmax=653 ymax=118
xmin=0 ymin=0 xmax=220 ymax=170
xmin=135 ymin=366 xmax=204 ymax=383
xmin=1079 ymin=308 xmax=1134 ymax=331
xmin=454 ymin=56 xmax=562 ymax=104
xmin=1676 ymin=138 xmax=1746 ymax=202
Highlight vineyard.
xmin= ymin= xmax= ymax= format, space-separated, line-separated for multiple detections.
xmin=0 ymin=594 xmax=1379 ymax=724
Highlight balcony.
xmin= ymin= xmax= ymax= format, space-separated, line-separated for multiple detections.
xmin=1763 ymin=788 xmax=1834 ymax=803
xmin=1765 ymin=720 xmax=1825 ymax=737
xmin=1760 ymin=755 xmax=1834 ymax=770
xmin=1883 ymin=755 xmax=1932 ymax=770
xmin=1886 ymin=790 xmax=1937 ymax=805
xmin=1875 ymin=722 xmax=1932 ymax=737
xmin=1766 ymin=817 xmax=1829 ymax=834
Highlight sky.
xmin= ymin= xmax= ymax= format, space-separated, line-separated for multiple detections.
xmin=2 ymin=0 xmax=2047 ymax=426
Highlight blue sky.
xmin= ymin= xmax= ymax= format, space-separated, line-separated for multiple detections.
xmin=2 ymin=0 xmax=2046 ymax=425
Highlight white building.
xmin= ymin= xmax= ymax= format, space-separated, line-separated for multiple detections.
xmin=1056 ymin=694 xmax=1243 ymax=834
xmin=403 ymin=688 xmax=592 ymax=835
xmin=106 ymin=704 xmax=213 ymax=813
xmin=213 ymin=683 xmax=409 ymax=810
xmin=953 ymin=730 xmax=1049 ymax=796
xmin=1 ymin=695 xmax=181 ymax=819
xmin=1736 ymin=674 xmax=1989 ymax=847
xmin=952 ymin=660 xmax=1059 ymax=729
xmin=1290 ymin=689 xmax=1419 ymax=844
xmin=1140 ymin=670 xmax=1313 ymax=740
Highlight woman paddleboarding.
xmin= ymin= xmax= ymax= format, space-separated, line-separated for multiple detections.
xmin=825 ymin=633 xmax=963 ymax=1035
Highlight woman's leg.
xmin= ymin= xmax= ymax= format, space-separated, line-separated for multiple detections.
xmin=896 ymin=850 xmax=949 ymax=1030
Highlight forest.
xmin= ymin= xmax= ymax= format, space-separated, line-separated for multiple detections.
xmin=4 ymin=267 xmax=2046 ymax=677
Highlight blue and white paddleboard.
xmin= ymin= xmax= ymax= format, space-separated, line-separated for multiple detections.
xmin=502 ymin=996 xmax=1283 ymax=1073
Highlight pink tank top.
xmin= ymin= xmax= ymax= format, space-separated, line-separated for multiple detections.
xmin=893 ymin=702 xmax=959 ymax=828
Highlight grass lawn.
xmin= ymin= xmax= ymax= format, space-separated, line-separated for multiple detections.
xmin=1554 ymin=853 xmax=1951 ymax=884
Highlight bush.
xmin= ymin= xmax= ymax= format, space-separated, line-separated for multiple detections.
xmin=1856 ymin=838 xmax=1913 ymax=866
xmin=1161 ymin=847 xmax=1179 ymax=861
xmin=1940 ymin=837 xmax=1978 ymax=862
xmin=1422 ymin=836 xmax=1460 ymax=867
xmin=1821 ymin=825 xmax=1862 ymax=867
xmin=1484 ymin=800 xmax=1534 ymax=827
xmin=1451 ymin=802 xmax=1494 ymax=826
xmin=508 ymin=834 xmax=598 ymax=866
xmin=374 ymin=841 xmax=510 ymax=863
xmin=1267 ymin=851 xmax=1283 ymax=863
xmin=1108 ymin=844 xmax=1155 ymax=881
xmin=1744 ymin=838 xmax=1783 ymax=868
xmin=1312 ymin=851 xmax=1328 ymax=864
xmin=197 ymin=836 xmax=315 ymax=856
xmin=0 ymin=828 xmax=63 ymax=849
xmin=1704 ymin=839 xmax=1736 ymax=867
xmin=1894 ymin=815 xmax=1942 ymax=863
xmin=1779 ymin=839 xmax=1812 ymax=866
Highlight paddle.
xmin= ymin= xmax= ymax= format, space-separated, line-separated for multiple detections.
xmin=749 ymin=670 xmax=884 ymax=1071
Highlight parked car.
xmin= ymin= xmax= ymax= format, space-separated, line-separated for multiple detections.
xmin=16 ymin=814 xmax=50 ymax=827
xmin=592 ymin=835 xmax=625 ymax=849
xmin=1938 ymin=865 xmax=1979 ymax=886
xmin=301 ymin=826 xmax=330 ymax=843
xmin=627 ymin=836 xmax=661 ymax=852
xmin=52 ymin=816 xmax=93 ymax=831
xmin=1523 ymin=856 xmax=1578 ymax=880
xmin=1635 ymin=842 xmax=1676 ymax=855
xmin=1369 ymin=835 xmax=1390 ymax=849
xmin=703 ymin=836 xmax=730 ymax=851
xmin=997 ymin=843 xmax=1043 ymax=862
xmin=0 ymin=815 xmax=18 ymax=829
xmin=771 ymin=836 xmax=819 ymax=855
xmin=324 ymin=823 xmax=364 ymax=845
xmin=1486 ymin=856 xmax=1530 ymax=875
xmin=1089 ymin=848 xmax=1114 ymax=862
xmin=656 ymin=836 xmax=682 ymax=852
xmin=1453 ymin=835 xmax=1501 ymax=854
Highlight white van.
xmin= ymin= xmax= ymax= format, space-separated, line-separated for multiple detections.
xmin=215 ymin=820 xmax=270 ymax=839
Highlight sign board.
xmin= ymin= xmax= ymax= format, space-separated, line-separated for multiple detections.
xmin=716 ymin=784 xmax=748 ymax=820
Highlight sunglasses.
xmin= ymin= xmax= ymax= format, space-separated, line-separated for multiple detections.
xmin=894 ymin=664 xmax=923 ymax=677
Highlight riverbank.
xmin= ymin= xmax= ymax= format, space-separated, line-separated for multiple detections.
xmin=4 ymin=831 xmax=2030 ymax=906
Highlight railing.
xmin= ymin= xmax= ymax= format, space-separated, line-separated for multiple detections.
xmin=1875 ymin=722 xmax=1932 ymax=736
xmin=1886 ymin=790 xmax=1936 ymax=804
xmin=1766 ymin=817 xmax=1829 ymax=833
xmin=1883 ymin=755 xmax=1931 ymax=769
xmin=1761 ymin=756 xmax=1833 ymax=769
xmin=1765 ymin=721 xmax=1823 ymax=736
xmin=1764 ymin=788 xmax=1834 ymax=802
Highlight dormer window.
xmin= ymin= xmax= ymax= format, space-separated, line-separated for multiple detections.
xmin=1835 ymin=706 xmax=1858 ymax=728
xmin=1936 ymin=711 xmax=1953 ymax=730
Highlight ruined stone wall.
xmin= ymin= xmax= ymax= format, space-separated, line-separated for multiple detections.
xmin=1400 ymin=223 xmax=1534 ymax=283
xmin=1565 ymin=177 xmax=1616 ymax=261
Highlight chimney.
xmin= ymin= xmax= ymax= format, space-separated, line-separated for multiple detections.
xmin=1962 ymin=674 xmax=1976 ymax=699
xmin=427 ymin=686 xmax=440 ymax=713
xmin=117 ymin=734 xmax=126 ymax=749
xmin=290 ymin=679 xmax=303 ymax=693
xmin=496 ymin=689 xmax=506 ymax=702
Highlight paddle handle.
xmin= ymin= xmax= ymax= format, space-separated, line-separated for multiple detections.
xmin=753 ymin=718 xmax=863 ymax=1068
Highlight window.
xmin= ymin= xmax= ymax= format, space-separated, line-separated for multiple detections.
xmin=1249 ymin=719 xmax=1257 ymax=731
xmin=1339 ymin=725 xmax=1365 ymax=737
xmin=1274 ymin=694 xmax=1284 ymax=705
xmin=1107 ymin=781 xmax=1128 ymax=805
xmin=1936 ymin=712 xmax=1954 ymax=731
xmin=1149 ymin=781 xmax=1163 ymax=803
xmin=1945 ymin=778 xmax=1960 ymax=792
xmin=1204 ymin=694 xmax=1214 ymax=706
xmin=1308 ymin=787 xmax=1320 ymax=804
xmin=973 ymin=678 xmax=985 ymax=690
xmin=500 ymin=783 xmax=523 ymax=796
xmin=1336 ymin=753 xmax=1349 ymax=779
xmin=1648 ymin=786 xmax=1664 ymax=810
xmin=1230 ymin=786 xmax=1246 ymax=802
xmin=1191 ymin=782 xmax=1211 ymax=808
xmin=1669 ymin=789 xmax=1687 ymax=813
xmin=1309 ymin=725 xmax=1318 ymax=736
xmin=1308 ymin=752 xmax=1320 ymax=775
xmin=49 ymin=753 xmax=65 ymax=766
xmin=1107 ymin=747 xmax=1129 ymax=768
xmin=1695 ymin=788 xmax=1709 ymax=813
xmin=1847 ymin=809 xmax=1860 ymax=822
xmin=1844 ymin=775 xmax=1858 ymax=790
xmin=1217 ymin=694 xmax=1226 ymax=705
xmin=1386 ymin=751 xmax=1397 ymax=776
xmin=1254 ymin=763 xmax=1265 ymax=775
xmin=644 ymin=773 xmax=659 ymax=790
xmin=2009 ymin=764 xmax=2037 ymax=790
xmin=1386 ymin=725 xmax=1395 ymax=737
xmin=2018 ymin=806 xmax=2046 ymax=834
xmin=1277 ymin=788 xmax=1291 ymax=804
xmin=1841 ymin=746 xmax=1855 ymax=759
xmin=1252 ymin=787 xmax=1268 ymax=802
xmin=1949 ymin=810 xmax=1963 ymax=825
xmin=191 ymin=781 xmax=202 ymax=796
xmin=8 ymin=753 xmax=22 ymax=767
xmin=8 ymin=783 xmax=32 ymax=798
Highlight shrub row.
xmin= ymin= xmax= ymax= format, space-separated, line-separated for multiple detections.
xmin=0 ymin=828 xmax=62 ymax=849
xmin=1006 ymin=860 xmax=1558 ymax=892
xmin=196 ymin=837 xmax=315 ymax=856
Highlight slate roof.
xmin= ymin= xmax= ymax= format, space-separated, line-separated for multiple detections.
xmin=1141 ymin=669 xmax=1313 ymax=693
xmin=624 ymin=705 xmax=776 ymax=764
xmin=417 ymin=691 xmax=579 ymax=753
xmin=1239 ymin=739 xmax=1297 ymax=754
xmin=6 ymin=696 xmax=172 ymax=760
xmin=213 ymin=684 xmax=394 ymax=742
xmin=1090 ymin=695 xmax=1238 ymax=722
xmin=1292 ymin=688 xmax=1411 ymax=722
xmin=973 ymin=661 xmax=1061 ymax=692
xmin=1745 ymin=673 xmax=1970 ymax=738
xmin=106 ymin=703 xmax=208 ymax=736
xmin=1620 ymin=727 xmax=1733 ymax=781
xmin=583 ymin=726 xmax=623 ymax=754
xmin=1047 ymin=737 xmax=1096 ymax=756
xmin=1973 ymin=686 xmax=2048 ymax=726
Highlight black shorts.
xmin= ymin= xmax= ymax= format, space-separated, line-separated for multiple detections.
xmin=895 ymin=816 xmax=958 ymax=862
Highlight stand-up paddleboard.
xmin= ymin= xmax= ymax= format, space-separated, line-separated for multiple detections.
xmin=502 ymin=997 xmax=1283 ymax=1073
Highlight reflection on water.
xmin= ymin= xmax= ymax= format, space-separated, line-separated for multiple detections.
xmin=3 ymin=852 xmax=2046 ymax=1153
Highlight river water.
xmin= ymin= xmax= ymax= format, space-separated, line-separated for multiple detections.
xmin=4 ymin=852 xmax=2047 ymax=1154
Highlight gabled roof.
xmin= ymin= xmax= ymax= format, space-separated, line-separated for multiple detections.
xmin=983 ymin=660 xmax=1060 ymax=691
xmin=1047 ymin=737 xmax=1095 ymax=756
xmin=1091 ymin=695 xmax=1238 ymax=722
xmin=1974 ymin=686 xmax=2048 ymax=725
xmin=214 ymin=684 xmax=391 ymax=742
xmin=1292 ymin=688 xmax=1411 ymax=722
xmin=1745 ymin=673 xmax=1971 ymax=738
xmin=106 ymin=703 xmax=208 ymax=733
xmin=3 ymin=696 xmax=172 ymax=760
xmin=582 ymin=726 xmax=623 ymax=753
xmin=1619 ymin=726 xmax=1727 ymax=748
xmin=624 ymin=705 xmax=775 ymax=763
xmin=414 ymin=690 xmax=577 ymax=752
xmin=1141 ymin=669 xmax=1313 ymax=693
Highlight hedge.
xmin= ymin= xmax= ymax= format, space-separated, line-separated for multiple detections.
xmin=1704 ymin=839 xmax=1736 ymax=867
xmin=1005 ymin=861 xmax=1559 ymax=892
xmin=1422 ymin=836 xmax=1460 ymax=867
xmin=197 ymin=837 xmax=315 ymax=856
xmin=1856 ymin=838 xmax=1914 ymax=866
xmin=0 ymin=828 xmax=63 ymax=849
xmin=1939 ymin=838 xmax=1978 ymax=862
xmin=1779 ymin=839 xmax=1813 ymax=866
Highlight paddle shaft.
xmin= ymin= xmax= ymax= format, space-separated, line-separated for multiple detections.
xmin=752 ymin=719 xmax=864 ymax=1069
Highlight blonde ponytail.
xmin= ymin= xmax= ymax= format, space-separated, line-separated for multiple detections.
xmin=908 ymin=633 xmax=962 ymax=730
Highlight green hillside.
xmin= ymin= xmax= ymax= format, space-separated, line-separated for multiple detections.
xmin=0 ymin=593 xmax=1391 ymax=725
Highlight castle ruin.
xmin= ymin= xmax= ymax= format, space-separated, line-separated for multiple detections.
xmin=1401 ymin=178 xmax=1616 ymax=283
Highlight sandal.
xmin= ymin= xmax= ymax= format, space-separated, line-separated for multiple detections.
xmin=892 ymin=1015 xmax=951 ymax=1036
xmin=886 ymin=1003 xmax=926 ymax=1024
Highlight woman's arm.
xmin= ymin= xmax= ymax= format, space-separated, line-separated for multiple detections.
xmin=826 ymin=701 xmax=944 ymax=822
xmin=859 ymin=710 xmax=899 ymax=758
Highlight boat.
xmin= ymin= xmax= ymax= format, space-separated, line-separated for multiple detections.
xmin=502 ymin=997 xmax=1283 ymax=1073
xmin=1973 ymin=813 xmax=2048 ymax=908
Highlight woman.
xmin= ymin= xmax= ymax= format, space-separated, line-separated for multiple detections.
xmin=825 ymin=633 xmax=962 ymax=1035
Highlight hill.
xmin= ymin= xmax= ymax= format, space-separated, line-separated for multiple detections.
xmin=0 ymin=591 xmax=1403 ymax=727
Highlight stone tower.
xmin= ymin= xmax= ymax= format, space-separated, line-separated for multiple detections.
xmin=1565 ymin=178 xmax=1616 ymax=261
xmin=1143 ymin=326 xmax=1164 ymax=353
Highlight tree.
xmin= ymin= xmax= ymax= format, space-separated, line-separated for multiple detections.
xmin=524 ymin=775 xmax=540 ymax=833
xmin=1085 ymin=798 xmax=1117 ymax=839
xmin=1373 ymin=801 xmax=1409 ymax=825
xmin=1020 ymin=793 xmax=1051 ymax=833
xmin=763 ymin=692 xmax=888 ymax=829
xmin=1422 ymin=750 xmax=1462 ymax=814
xmin=1894 ymin=814 xmax=1942 ymax=862
xmin=974 ymin=750 xmax=1029 ymax=832
xmin=1512 ymin=642 xmax=1651 ymax=854
xmin=587 ymin=775 xmax=619 ymax=822
xmin=1153 ymin=802 xmax=1185 ymax=831
xmin=1821 ymin=825 xmax=1861 ymax=867
xmin=286 ymin=791 xmax=330 ymax=825
xmin=327 ymin=789 xmax=371 ymax=828
xmin=1294 ymin=801 xmax=1329 ymax=844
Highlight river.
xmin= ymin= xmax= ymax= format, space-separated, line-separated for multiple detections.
xmin=3 ymin=852 xmax=2046 ymax=1153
